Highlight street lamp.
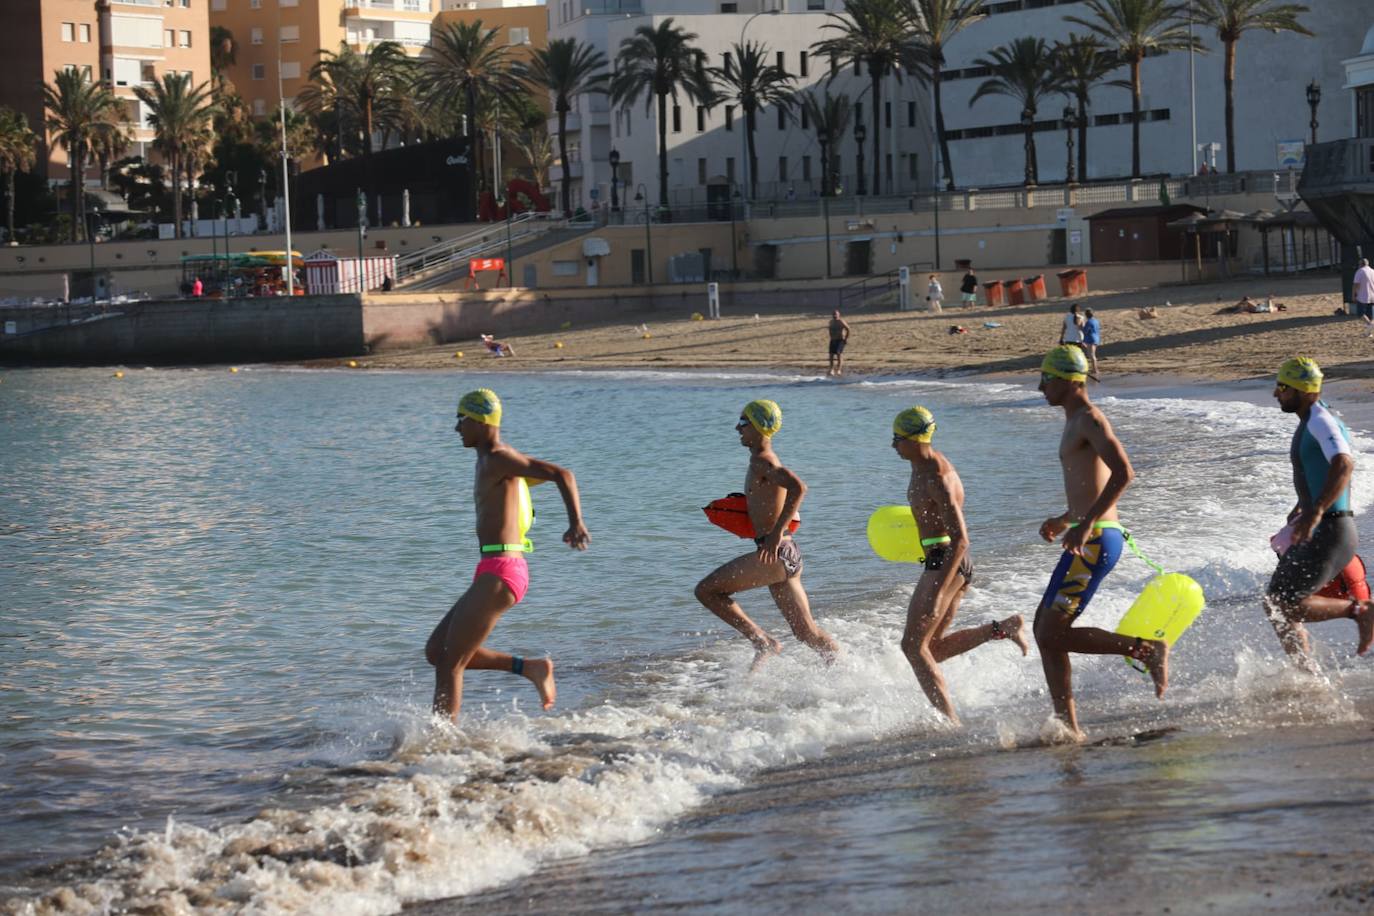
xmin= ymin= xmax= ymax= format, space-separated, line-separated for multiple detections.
xmin=259 ymin=169 xmax=267 ymax=229
xmin=1306 ymin=80 xmax=1321 ymax=146
xmin=609 ymin=147 xmax=620 ymax=214
xmin=1021 ymin=108 xmax=1036 ymax=187
xmin=634 ymin=183 xmax=652 ymax=285
xmin=739 ymin=9 xmax=781 ymax=204
xmin=1063 ymin=105 xmax=1077 ymax=185
xmin=224 ymin=190 xmax=236 ymax=261
xmin=854 ymin=120 xmax=867 ymax=196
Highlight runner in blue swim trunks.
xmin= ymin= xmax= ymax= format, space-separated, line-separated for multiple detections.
xmin=1032 ymin=346 xmax=1168 ymax=741
xmin=1265 ymin=357 xmax=1374 ymax=665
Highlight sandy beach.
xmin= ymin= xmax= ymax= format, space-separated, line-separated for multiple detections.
xmin=344 ymin=274 xmax=1374 ymax=386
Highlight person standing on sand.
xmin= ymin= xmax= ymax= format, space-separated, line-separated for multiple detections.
xmin=1264 ymin=358 xmax=1374 ymax=666
xmin=959 ymin=268 xmax=979 ymax=308
xmin=926 ymin=274 xmax=945 ymax=313
xmin=1033 ymin=346 xmax=1168 ymax=741
xmin=828 ymin=311 xmax=851 ymax=376
xmin=1353 ymin=258 xmax=1374 ymax=321
xmin=1081 ymin=308 xmax=1101 ymax=375
xmin=425 ymin=389 xmax=590 ymax=723
xmin=892 ymin=406 xmax=1028 ymax=725
xmin=695 ymin=400 xmax=840 ymax=669
xmin=1059 ymin=303 xmax=1084 ymax=346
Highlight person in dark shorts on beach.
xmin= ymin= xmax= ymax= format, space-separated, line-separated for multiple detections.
xmin=827 ymin=311 xmax=851 ymax=376
xmin=425 ymin=389 xmax=590 ymax=723
xmin=959 ymin=268 xmax=979 ymax=307
xmin=1264 ymin=357 xmax=1374 ymax=666
xmin=1032 ymin=346 xmax=1168 ymax=742
xmin=892 ymin=406 xmax=1028 ymax=725
xmin=695 ymin=400 xmax=839 ymax=669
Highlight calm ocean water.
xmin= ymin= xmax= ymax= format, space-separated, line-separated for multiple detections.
xmin=2 ymin=367 xmax=1372 ymax=913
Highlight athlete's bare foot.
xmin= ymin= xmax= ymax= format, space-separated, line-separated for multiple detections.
xmin=749 ymin=635 xmax=784 ymax=673
xmin=522 ymin=656 xmax=556 ymax=710
xmin=999 ymin=615 xmax=1030 ymax=656
xmin=1040 ymin=715 xmax=1086 ymax=745
xmin=1355 ymin=601 xmax=1374 ymax=656
xmin=1146 ymin=639 xmax=1169 ymax=698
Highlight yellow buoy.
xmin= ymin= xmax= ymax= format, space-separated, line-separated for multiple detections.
xmin=691 ymin=311 xmax=704 ymax=321
xmin=113 ymin=370 xmax=124 ymax=379
xmin=1115 ymin=573 xmax=1205 ymax=670
xmin=348 ymin=360 xmax=359 ymax=368
xmin=454 ymin=351 xmax=464 ymax=358
xmin=642 ymin=332 xmax=652 ymax=339
xmin=866 ymin=505 xmax=925 ymax=563
xmin=554 ymin=341 xmax=564 ymax=349
xmin=229 ymin=366 xmax=240 ymax=374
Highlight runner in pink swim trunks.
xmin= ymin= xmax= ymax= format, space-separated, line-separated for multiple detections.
xmin=425 ymin=388 xmax=590 ymax=723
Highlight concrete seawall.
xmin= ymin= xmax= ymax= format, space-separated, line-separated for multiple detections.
xmin=0 ymin=295 xmax=365 ymax=366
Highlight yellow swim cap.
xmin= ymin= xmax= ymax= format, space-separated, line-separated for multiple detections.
xmin=1276 ymin=357 xmax=1322 ymax=393
xmin=457 ymin=388 xmax=502 ymax=426
xmin=742 ymin=399 xmax=783 ymax=437
xmin=1041 ymin=345 xmax=1089 ymax=383
xmin=893 ymin=406 xmax=936 ymax=443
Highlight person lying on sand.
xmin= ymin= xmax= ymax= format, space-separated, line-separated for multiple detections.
xmin=481 ymin=334 xmax=515 ymax=357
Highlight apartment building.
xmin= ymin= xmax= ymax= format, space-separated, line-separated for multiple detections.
xmin=0 ymin=0 xmax=210 ymax=181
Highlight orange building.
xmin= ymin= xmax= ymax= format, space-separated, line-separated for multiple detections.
xmin=0 ymin=0 xmax=209 ymax=181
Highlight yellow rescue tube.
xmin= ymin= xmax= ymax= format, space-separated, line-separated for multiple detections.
xmin=517 ymin=477 xmax=535 ymax=550
xmin=867 ymin=505 xmax=925 ymax=563
xmin=1114 ymin=573 xmax=1205 ymax=669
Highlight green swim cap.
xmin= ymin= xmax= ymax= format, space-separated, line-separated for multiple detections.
xmin=1276 ymin=357 xmax=1322 ymax=393
xmin=457 ymin=388 xmax=502 ymax=426
xmin=893 ymin=406 xmax=936 ymax=443
xmin=742 ymin=399 xmax=783 ymax=437
xmin=1041 ymin=345 xmax=1089 ymax=383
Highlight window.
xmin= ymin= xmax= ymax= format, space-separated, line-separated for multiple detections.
xmin=672 ymin=105 xmax=681 ymax=133
xmin=698 ymin=158 xmax=707 ymax=185
xmin=252 ymin=63 xmax=265 ymax=80
xmin=212 ymin=0 xmax=225 ymax=9
xmin=80 ymin=24 xmax=91 ymax=42
xmin=720 ymin=1 xmax=738 ymax=10
xmin=81 ymin=64 xmax=93 ymax=80
xmin=855 ymin=102 xmax=863 ymax=125
xmin=853 ymin=58 xmax=861 ymax=76
xmin=800 ymin=106 xmax=809 ymax=130
xmin=180 ymin=0 xmax=190 ymax=7
xmin=141 ymin=62 xmax=156 ymax=83
xmin=778 ymin=156 xmax=787 ymax=181
xmin=280 ymin=25 xmax=299 ymax=42
xmin=726 ymin=157 xmax=735 ymax=183
xmin=885 ymin=153 xmax=892 ymax=182
xmin=723 ymin=52 xmax=732 ymax=77
xmin=254 ymin=99 xmax=267 ymax=116
xmin=509 ymin=27 xmax=530 ymax=44
xmin=180 ymin=30 xmax=192 ymax=48
xmin=552 ymin=260 xmax=580 ymax=277
xmin=280 ymin=61 xmax=300 ymax=79
xmin=802 ymin=155 xmax=812 ymax=181
xmin=165 ymin=29 xmax=175 ymax=47
xmin=799 ymin=52 xmax=808 ymax=77
xmin=281 ymin=0 xmax=298 ymax=6
xmin=908 ymin=101 xmax=916 ymax=127
xmin=776 ymin=51 xmax=785 ymax=74
xmin=61 ymin=22 xmax=74 ymax=42
xmin=777 ymin=107 xmax=786 ymax=130
xmin=807 ymin=0 xmax=825 ymax=8
xmin=696 ymin=106 xmax=706 ymax=132
xmin=251 ymin=27 xmax=263 ymax=44
xmin=885 ymin=102 xmax=891 ymax=129
xmin=250 ymin=0 xmax=260 ymax=7
xmin=907 ymin=152 xmax=917 ymax=180
xmin=725 ymin=105 xmax=734 ymax=131
xmin=829 ymin=53 xmax=838 ymax=78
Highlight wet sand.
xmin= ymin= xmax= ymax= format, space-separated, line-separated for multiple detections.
xmin=349 ymin=275 xmax=1374 ymax=386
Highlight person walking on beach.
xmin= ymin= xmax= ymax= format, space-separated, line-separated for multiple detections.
xmin=695 ymin=400 xmax=840 ymax=669
xmin=1081 ymin=308 xmax=1101 ymax=375
xmin=1353 ymin=258 xmax=1374 ymax=321
xmin=1033 ymin=346 xmax=1168 ymax=741
xmin=425 ymin=388 xmax=590 ymax=723
xmin=1264 ymin=358 xmax=1374 ymax=665
xmin=892 ymin=406 xmax=1028 ymax=725
xmin=1059 ymin=303 xmax=1084 ymax=347
xmin=959 ymin=268 xmax=979 ymax=308
xmin=926 ymin=274 xmax=945 ymax=313
xmin=828 ymin=311 xmax=851 ymax=377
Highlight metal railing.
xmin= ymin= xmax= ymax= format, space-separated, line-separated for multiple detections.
xmin=394 ymin=212 xmax=560 ymax=287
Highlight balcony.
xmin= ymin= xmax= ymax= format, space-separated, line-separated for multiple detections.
xmin=583 ymin=0 xmax=642 ymax=14
xmin=344 ymin=0 xmax=429 ymax=11
xmin=1297 ymin=138 xmax=1374 ymax=249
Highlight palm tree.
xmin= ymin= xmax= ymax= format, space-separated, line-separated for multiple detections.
xmin=44 ymin=68 xmax=123 ymax=241
xmin=610 ymin=18 xmax=714 ymax=209
xmin=1190 ymin=0 xmax=1311 ymax=173
xmin=521 ymin=37 xmax=609 ymax=217
xmin=135 ymin=72 xmax=217 ymax=238
xmin=1052 ymin=34 xmax=1123 ymax=180
xmin=512 ymin=126 xmax=554 ymax=188
xmin=419 ymin=21 xmax=524 ymax=212
xmin=813 ymin=0 xmax=924 ymax=195
xmin=798 ymin=88 xmax=852 ymax=196
xmin=210 ymin=26 xmax=237 ymax=91
xmin=970 ymin=38 xmax=1060 ymax=185
xmin=710 ymin=40 xmax=796 ymax=201
xmin=909 ymin=0 xmax=986 ymax=190
xmin=1066 ymin=0 xmax=1200 ymax=178
xmin=0 ymin=107 xmax=38 ymax=244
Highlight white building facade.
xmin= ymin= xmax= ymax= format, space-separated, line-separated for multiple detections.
xmin=546 ymin=0 xmax=937 ymax=213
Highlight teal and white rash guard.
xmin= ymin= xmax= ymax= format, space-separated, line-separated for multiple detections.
xmin=1291 ymin=401 xmax=1354 ymax=512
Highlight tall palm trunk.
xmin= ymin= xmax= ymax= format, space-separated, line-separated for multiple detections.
xmin=170 ymin=148 xmax=183 ymax=239
xmin=1222 ymin=39 xmax=1236 ymax=173
xmin=869 ymin=66 xmax=882 ymax=194
xmin=656 ymin=91 xmax=668 ymax=207
xmin=933 ymin=65 xmax=954 ymax=191
xmin=745 ymin=104 xmax=758 ymax=200
xmin=69 ymin=143 xmax=82 ymax=242
xmin=6 ymin=169 xmax=16 ymax=242
xmin=1129 ymin=57 xmax=1142 ymax=178
xmin=363 ymin=96 xmax=377 ymax=225
xmin=819 ymin=140 xmax=829 ymax=196
xmin=1076 ymin=94 xmax=1089 ymax=180
xmin=466 ymin=82 xmax=479 ymax=209
xmin=556 ymin=103 xmax=571 ymax=217
xmin=1022 ymin=116 xmax=1037 ymax=185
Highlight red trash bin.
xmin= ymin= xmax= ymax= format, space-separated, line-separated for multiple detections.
xmin=1056 ymin=268 xmax=1088 ymax=298
xmin=1025 ymin=274 xmax=1047 ymax=302
xmin=1007 ymin=278 xmax=1026 ymax=305
xmin=982 ymin=279 xmax=1005 ymax=307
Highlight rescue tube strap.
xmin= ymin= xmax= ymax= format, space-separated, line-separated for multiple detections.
xmin=920 ymin=535 xmax=953 ymax=547
xmin=1067 ymin=520 xmax=1164 ymax=575
xmin=482 ymin=539 xmax=533 ymax=554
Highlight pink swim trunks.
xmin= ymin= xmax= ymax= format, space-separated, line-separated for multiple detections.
xmin=474 ymin=555 xmax=530 ymax=604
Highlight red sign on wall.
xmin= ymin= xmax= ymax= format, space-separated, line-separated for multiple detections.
xmin=469 ymin=258 xmax=505 ymax=275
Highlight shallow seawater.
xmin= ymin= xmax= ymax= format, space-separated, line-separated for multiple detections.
xmin=2 ymin=366 xmax=1372 ymax=913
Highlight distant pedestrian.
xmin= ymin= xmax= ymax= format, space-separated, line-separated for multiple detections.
xmin=827 ymin=310 xmax=851 ymax=376
xmin=926 ymin=274 xmax=944 ymax=313
xmin=192 ymin=276 xmax=203 ymax=298
xmin=1353 ymin=258 xmax=1374 ymax=321
xmin=1059 ymin=302 xmax=1084 ymax=346
xmin=382 ymin=275 xmax=394 ymax=292
xmin=1081 ymin=308 xmax=1101 ymax=375
xmin=959 ymin=267 xmax=979 ymax=308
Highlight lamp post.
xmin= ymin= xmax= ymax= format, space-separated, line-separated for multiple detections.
xmin=1063 ymin=105 xmax=1076 ymax=185
xmin=1021 ymin=108 xmax=1036 ymax=187
xmin=259 ymin=169 xmax=267 ymax=230
xmin=609 ymin=147 xmax=620 ymax=216
xmin=502 ymin=197 xmax=514 ymax=287
xmin=1306 ymin=80 xmax=1321 ymax=146
xmin=739 ymin=8 xmax=781 ymax=205
xmin=223 ymin=191 xmax=236 ymax=261
xmin=634 ymin=183 xmax=652 ymax=285
xmin=854 ymin=120 xmax=867 ymax=196
xmin=730 ymin=185 xmax=739 ymax=277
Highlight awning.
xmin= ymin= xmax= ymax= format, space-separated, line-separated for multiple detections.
xmin=582 ymin=237 xmax=611 ymax=257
